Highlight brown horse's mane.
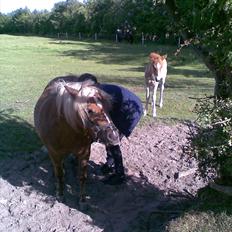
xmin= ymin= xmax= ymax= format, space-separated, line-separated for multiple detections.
xmin=53 ymin=79 xmax=112 ymax=130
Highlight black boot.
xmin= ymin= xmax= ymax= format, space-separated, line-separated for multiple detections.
xmin=103 ymin=145 xmax=125 ymax=185
xmin=103 ymin=173 xmax=125 ymax=185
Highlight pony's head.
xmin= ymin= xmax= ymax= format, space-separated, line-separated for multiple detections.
xmin=149 ymin=52 xmax=167 ymax=65
xmin=55 ymin=80 xmax=120 ymax=146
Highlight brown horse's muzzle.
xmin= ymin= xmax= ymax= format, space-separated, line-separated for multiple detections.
xmin=96 ymin=124 xmax=120 ymax=146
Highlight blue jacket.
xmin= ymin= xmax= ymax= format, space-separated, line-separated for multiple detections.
xmin=100 ymin=84 xmax=143 ymax=137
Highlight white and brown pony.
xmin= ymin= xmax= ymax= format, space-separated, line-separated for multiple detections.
xmin=144 ymin=52 xmax=167 ymax=117
xmin=34 ymin=75 xmax=120 ymax=204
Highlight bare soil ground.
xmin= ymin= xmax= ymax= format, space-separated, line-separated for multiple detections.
xmin=0 ymin=123 xmax=208 ymax=232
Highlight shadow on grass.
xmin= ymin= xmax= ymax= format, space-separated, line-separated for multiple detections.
xmin=62 ymin=45 xmax=141 ymax=65
xmin=98 ymin=74 xmax=144 ymax=87
xmin=54 ymin=40 xmax=214 ymax=90
xmin=97 ymin=72 xmax=213 ymax=91
xmin=166 ymin=77 xmax=213 ymax=90
xmin=53 ymin=39 xmax=200 ymax=68
xmin=0 ymin=109 xmax=41 ymax=159
xmin=195 ymin=186 xmax=232 ymax=213
xmin=168 ymin=66 xmax=212 ymax=78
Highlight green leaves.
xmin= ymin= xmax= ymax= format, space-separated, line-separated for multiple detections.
xmin=191 ymin=97 xmax=232 ymax=184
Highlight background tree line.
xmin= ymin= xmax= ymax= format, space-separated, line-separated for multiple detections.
xmin=0 ymin=0 xmax=173 ymax=42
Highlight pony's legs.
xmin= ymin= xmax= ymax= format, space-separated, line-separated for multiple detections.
xmin=76 ymin=147 xmax=90 ymax=203
xmin=49 ymin=151 xmax=65 ymax=198
xmin=144 ymin=86 xmax=150 ymax=116
xmin=152 ymin=82 xmax=159 ymax=117
xmin=159 ymin=79 xmax=165 ymax=108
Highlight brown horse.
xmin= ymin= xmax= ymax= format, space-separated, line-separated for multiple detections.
xmin=144 ymin=52 xmax=167 ymax=117
xmin=34 ymin=75 xmax=120 ymax=203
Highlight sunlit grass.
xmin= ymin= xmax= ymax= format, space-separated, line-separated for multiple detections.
xmin=167 ymin=211 xmax=232 ymax=232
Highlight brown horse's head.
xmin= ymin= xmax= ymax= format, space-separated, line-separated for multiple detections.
xmin=62 ymin=81 xmax=120 ymax=146
xmin=149 ymin=52 xmax=167 ymax=65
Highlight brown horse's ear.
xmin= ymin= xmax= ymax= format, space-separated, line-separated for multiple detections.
xmin=64 ymin=85 xmax=79 ymax=98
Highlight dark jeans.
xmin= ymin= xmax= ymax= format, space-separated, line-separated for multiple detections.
xmin=105 ymin=145 xmax=125 ymax=176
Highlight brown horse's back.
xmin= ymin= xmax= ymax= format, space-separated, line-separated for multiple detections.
xmin=45 ymin=75 xmax=80 ymax=89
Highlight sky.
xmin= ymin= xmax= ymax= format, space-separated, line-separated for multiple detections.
xmin=0 ymin=0 xmax=65 ymax=14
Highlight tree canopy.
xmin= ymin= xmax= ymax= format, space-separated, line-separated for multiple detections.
xmin=0 ymin=0 xmax=169 ymax=40
xmin=165 ymin=0 xmax=232 ymax=98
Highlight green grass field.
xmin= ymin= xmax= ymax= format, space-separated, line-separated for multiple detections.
xmin=0 ymin=34 xmax=214 ymax=156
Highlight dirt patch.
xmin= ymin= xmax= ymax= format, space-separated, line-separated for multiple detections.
xmin=0 ymin=123 xmax=208 ymax=231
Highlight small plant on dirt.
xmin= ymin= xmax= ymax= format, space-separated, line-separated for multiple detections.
xmin=190 ymin=97 xmax=232 ymax=185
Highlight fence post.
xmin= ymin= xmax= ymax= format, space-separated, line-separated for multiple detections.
xmin=115 ymin=33 xmax=118 ymax=43
xmin=178 ymin=36 xmax=181 ymax=47
xmin=94 ymin=33 xmax=97 ymax=40
xmin=142 ymin=32 xmax=145 ymax=46
xmin=78 ymin=32 xmax=81 ymax=40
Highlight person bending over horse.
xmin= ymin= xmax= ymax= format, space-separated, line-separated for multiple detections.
xmin=79 ymin=73 xmax=143 ymax=185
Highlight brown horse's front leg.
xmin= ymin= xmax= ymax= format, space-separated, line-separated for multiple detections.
xmin=49 ymin=151 xmax=65 ymax=200
xmin=76 ymin=146 xmax=90 ymax=203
